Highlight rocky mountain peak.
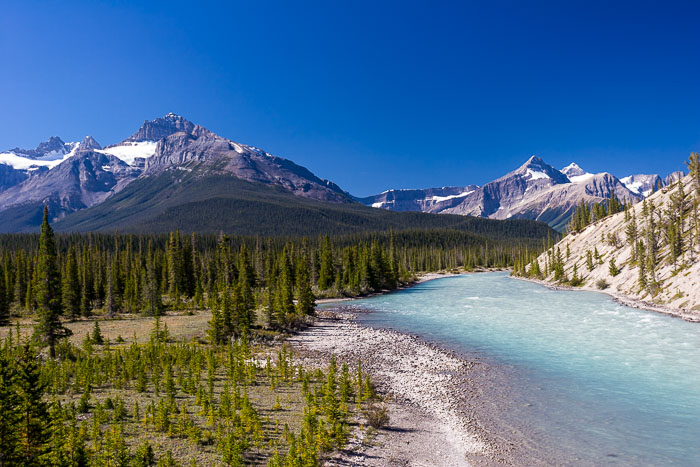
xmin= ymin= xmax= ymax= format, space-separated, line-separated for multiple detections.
xmin=8 ymin=136 xmax=71 ymax=160
xmin=561 ymin=162 xmax=586 ymax=177
xmin=36 ymin=136 xmax=67 ymax=153
xmin=125 ymin=113 xmax=211 ymax=143
xmin=513 ymin=155 xmax=569 ymax=184
xmin=79 ymin=135 xmax=101 ymax=150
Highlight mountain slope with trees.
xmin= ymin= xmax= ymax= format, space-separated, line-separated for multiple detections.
xmin=515 ymin=154 xmax=700 ymax=320
xmin=52 ymin=169 xmax=558 ymax=238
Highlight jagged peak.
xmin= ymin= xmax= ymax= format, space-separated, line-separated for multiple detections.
xmin=125 ymin=113 xmax=209 ymax=143
xmin=508 ymin=155 xmax=570 ymax=184
xmin=561 ymin=162 xmax=588 ymax=178
xmin=79 ymin=135 xmax=101 ymax=150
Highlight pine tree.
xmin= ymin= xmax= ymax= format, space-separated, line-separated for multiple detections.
xmin=295 ymin=254 xmax=315 ymax=316
xmin=34 ymin=206 xmax=71 ymax=357
xmin=318 ymin=236 xmax=334 ymax=290
xmin=61 ymin=249 xmax=80 ymax=320
xmin=608 ymin=257 xmax=620 ymax=277
xmin=275 ymin=248 xmax=294 ymax=328
xmin=686 ymin=152 xmax=700 ymax=192
xmin=15 ymin=344 xmax=50 ymax=464
xmin=0 ymin=265 xmax=8 ymax=326
xmin=142 ymin=242 xmax=163 ymax=316
xmin=0 ymin=351 xmax=20 ymax=465
xmin=585 ymin=250 xmax=594 ymax=271
xmin=91 ymin=320 xmax=104 ymax=345
xmin=236 ymin=247 xmax=255 ymax=332
xmin=105 ymin=254 xmax=116 ymax=318
xmin=626 ymin=211 xmax=638 ymax=263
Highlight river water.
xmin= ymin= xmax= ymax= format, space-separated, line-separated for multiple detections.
xmin=326 ymin=272 xmax=700 ymax=465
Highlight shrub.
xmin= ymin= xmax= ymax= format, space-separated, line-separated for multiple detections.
xmin=363 ymin=403 xmax=390 ymax=429
xmin=596 ymin=279 xmax=609 ymax=290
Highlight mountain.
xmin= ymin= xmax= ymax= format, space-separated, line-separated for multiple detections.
xmin=53 ymin=169 xmax=558 ymax=238
xmin=356 ymin=186 xmax=479 ymax=212
xmin=525 ymin=172 xmax=700 ymax=320
xmin=0 ymin=136 xmax=81 ymax=191
xmin=0 ymin=144 xmax=141 ymax=232
xmin=0 ymin=114 xmax=360 ymax=232
xmin=2 ymin=114 xmax=554 ymax=239
xmin=0 ymin=113 xmax=672 ymax=235
xmin=620 ymin=174 xmax=662 ymax=197
xmin=360 ymin=156 xmax=644 ymax=231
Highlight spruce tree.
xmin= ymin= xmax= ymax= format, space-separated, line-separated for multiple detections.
xmin=608 ymin=257 xmax=620 ymax=277
xmin=0 ymin=351 xmax=20 ymax=465
xmin=295 ymin=255 xmax=315 ymax=316
xmin=15 ymin=344 xmax=50 ymax=464
xmin=34 ymin=206 xmax=71 ymax=357
xmin=318 ymin=236 xmax=334 ymax=290
xmin=61 ymin=249 xmax=80 ymax=320
xmin=105 ymin=254 xmax=116 ymax=318
xmin=0 ymin=265 xmax=8 ymax=326
xmin=142 ymin=242 xmax=163 ymax=316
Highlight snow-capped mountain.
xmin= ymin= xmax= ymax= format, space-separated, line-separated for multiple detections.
xmin=361 ymin=157 xmax=654 ymax=231
xmin=0 ymin=137 xmax=87 ymax=191
xmin=0 ymin=114 xmax=353 ymax=231
xmin=620 ymin=174 xmax=662 ymax=197
xmin=0 ymin=113 xmax=679 ymax=233
xmin=561 ymin=162 xmax=594 ymax=183
xmin=356 ymin=186 xmax=479 ymax=212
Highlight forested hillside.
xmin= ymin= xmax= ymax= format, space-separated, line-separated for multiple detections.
xmin=514 ymin=154 xmax=700 ymax=319
xmin=50 ymin=172 xmax=557 ymax=238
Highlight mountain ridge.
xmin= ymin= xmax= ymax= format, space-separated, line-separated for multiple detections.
xmin=0 ymin=113 xmax=680 ymax=233
xmin=361 ymin=157 xmax=672 ymax=230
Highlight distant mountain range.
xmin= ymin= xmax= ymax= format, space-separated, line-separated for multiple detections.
xmin=359 ymin=157 xmax=675 ymax=231
xmin=0 ymin=113 xmax=679 ymax=233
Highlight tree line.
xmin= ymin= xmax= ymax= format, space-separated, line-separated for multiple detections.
xmin=0 ymin=215 xmax=544 ymax=347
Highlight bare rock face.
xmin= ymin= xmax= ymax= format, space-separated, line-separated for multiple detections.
xmin=126 ymin=113 xmax=213 ymax=142
xmin=79 ymin=135 xmax=102 ymax=150
xmin=140 ymin=120 xmax=352 ymax=203
xmin=0 ymin=164 xmax=29 ymax=191
xmin=8 ymin=136 xmax=74 ymax=160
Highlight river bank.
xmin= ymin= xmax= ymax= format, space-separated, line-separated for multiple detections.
xmin=288 ymin=308 xmax=490 ymax=466
xmin=290 ymin=269 xmax=516 ymax=466
xmin=315 ymin=268 xmax=507 ymax=305
xmin=513 ymin=274 xmax=700 ymax=323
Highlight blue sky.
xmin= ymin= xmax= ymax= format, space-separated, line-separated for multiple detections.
xmin=1 ymin=0 xmax=699 ymax=196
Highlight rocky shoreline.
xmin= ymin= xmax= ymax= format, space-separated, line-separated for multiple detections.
xmin=288 ymin=307 xmax=510 ymax=466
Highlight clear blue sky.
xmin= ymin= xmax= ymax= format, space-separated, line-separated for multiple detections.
xmin=2 ymin=0 xmax=699 ymax=196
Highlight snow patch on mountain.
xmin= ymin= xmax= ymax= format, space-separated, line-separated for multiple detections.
xmin=561 ymin=162 xmax=594 ymax=183
xmin=0 ymin=143 xmax=79 ymax=170
xmin=569 ymin=173 xmax=595 ymax=183
xmin=526 ymin=169 xmax=550 ymax=180
xmin=431 ymin=190 xmax=474 ymax=203
xmin=97 ymin=141 xmax=158 ymax=166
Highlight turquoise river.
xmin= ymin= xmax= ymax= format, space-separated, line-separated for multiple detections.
xmin=324 ymin=272 xmax=700 ymax=465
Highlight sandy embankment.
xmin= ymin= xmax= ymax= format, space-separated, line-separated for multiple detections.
xmin=288 ymin=308 xmax=501 ymax=467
